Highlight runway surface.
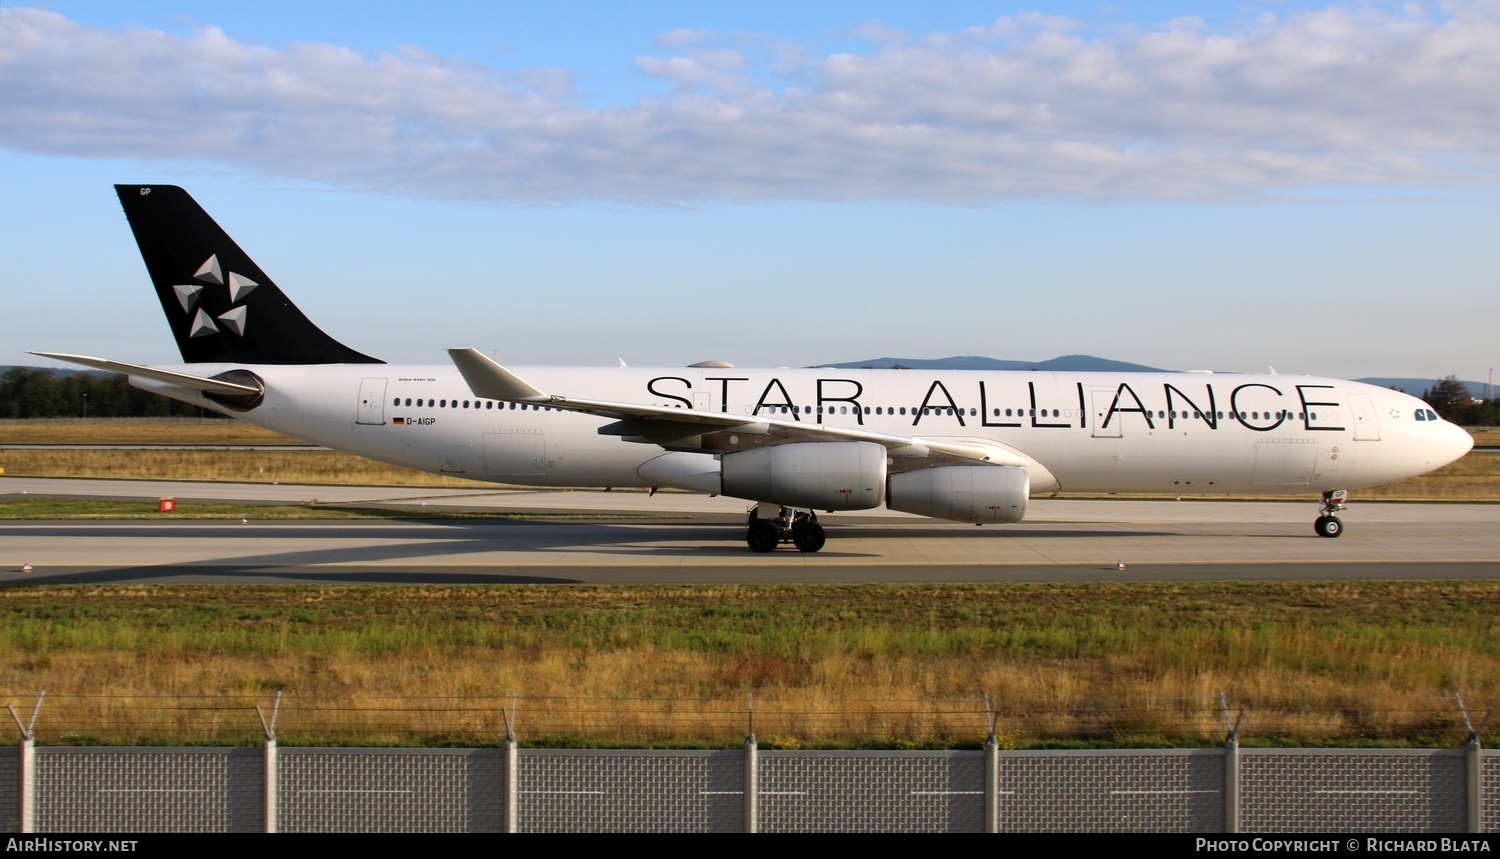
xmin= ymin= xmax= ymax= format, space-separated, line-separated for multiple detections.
xmin=2 ymin=476 xmax=1497 ymax=585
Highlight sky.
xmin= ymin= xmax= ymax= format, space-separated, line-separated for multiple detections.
xmin=2 ymin=1 xmax=1497 ymax=381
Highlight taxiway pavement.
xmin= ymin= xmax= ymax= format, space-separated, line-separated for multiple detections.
xmin=2 ymin=476 xmax=1496 ymax=585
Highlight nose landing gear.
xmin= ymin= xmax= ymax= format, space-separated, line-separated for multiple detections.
xmin=745 ymin=505 xmax=826 ymax=553
xmin=1314 ymin=489 xmax=1347 ymax=538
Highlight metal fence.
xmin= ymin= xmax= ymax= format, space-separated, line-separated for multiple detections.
xmin=4 ymin=743 xmax=1497 ymax=833
xmin=3 ymin=692 xmax=1496 ymax=832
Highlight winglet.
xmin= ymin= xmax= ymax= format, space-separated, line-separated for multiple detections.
xmin=448 ymin=348 xmax=548 ymax=401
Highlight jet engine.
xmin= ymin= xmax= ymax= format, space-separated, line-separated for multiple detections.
xmin=719 ymin=441 xmax=886 ymax=510
xmin=887 ymin=465 xmax=1029 ymax=523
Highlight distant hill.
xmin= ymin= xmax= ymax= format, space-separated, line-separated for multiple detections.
xmin=815 ymin=354 xmax=1165 ymax=372
xmin=1355 ymin=378 xmax=1490 ymax=400
xmin=812 ymin=359 xmax=1490 ymax=400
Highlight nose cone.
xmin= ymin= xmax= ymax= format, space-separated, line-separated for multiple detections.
xmin=1434 ymin=422 xmax=1475 ymax=468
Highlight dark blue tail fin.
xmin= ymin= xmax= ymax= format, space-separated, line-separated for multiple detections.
xmin=116 ymin=184 xmax=382 ymax=364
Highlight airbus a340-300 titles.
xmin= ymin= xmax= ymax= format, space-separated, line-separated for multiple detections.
xmin=35 ymin=186 xmax=1473 ymax=552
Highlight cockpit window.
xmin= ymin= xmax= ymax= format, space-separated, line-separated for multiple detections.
xmin=1415 ymin=410 xmax=1427 ymax=421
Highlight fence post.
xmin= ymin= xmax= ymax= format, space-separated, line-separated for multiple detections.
xmin=18 ymin=737 xmax=33 ymax=834
xmin=984 ymin=694 xmax=999 ymax=833
xmin=984 ymin=735 xmax=999 ymax=833
xmin=7 ymin=692 xmax=43 ymax=834
xmin=744 ymin=733 xmax=758 ymax=834
xmin=255 ymin=692 xmax=281 ymax=834
xmin=744 ymin=693 xmax=758 ymax=834
xmin=1221 ymin=693 xmax=1242 ymax=834
xmin=1467 ymin=732 xmax=1483 ymax=834
xmin=1456 ymin=694 xmax=1490 ymax=834
xmin=502 ymin=694 xmax=518 ymax=834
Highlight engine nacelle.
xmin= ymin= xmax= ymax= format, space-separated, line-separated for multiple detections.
xmin=887 ymin=465 xmax=1029 ymax=523
xmin=719 ymin=441 xmax=886 ymax=510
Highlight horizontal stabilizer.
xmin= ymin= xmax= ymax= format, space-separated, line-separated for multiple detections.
xmin=29 ymin=352 xmax=262 ymax=397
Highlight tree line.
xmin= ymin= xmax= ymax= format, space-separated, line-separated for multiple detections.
xmin=0 ymin=367 xmax=224 ymax=419
xmin=1420 ymin=376 xmax=1497 ymax=426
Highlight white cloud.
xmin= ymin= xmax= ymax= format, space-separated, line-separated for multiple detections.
xmin=2 ymin=3 xmax=1498 ymax=203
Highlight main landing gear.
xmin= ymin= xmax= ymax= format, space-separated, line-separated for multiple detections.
xmin=1314 ymin=489 xmax=1348 ymax=538
xmin=745 ymin=504 xmax=826 ymax=553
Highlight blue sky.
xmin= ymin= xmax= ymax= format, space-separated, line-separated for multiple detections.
xmin=3 ymin=1 xmax=1497 ymax=381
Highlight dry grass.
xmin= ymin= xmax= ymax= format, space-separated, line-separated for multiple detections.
xmin=0 ymin=418 xmax=298 ymax=445
xmin=0 ymin=449 xmax=495 ymax=487
xmin=1360 ymin=451 xmax=1500 ymax=500
xmin=2 ymin=583 xmax=1496 ymax=748
xmin=1468 ymin=427 xmax=1500 ymax=447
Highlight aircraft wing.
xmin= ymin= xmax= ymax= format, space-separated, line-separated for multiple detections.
xmin=448 ymin=348 xmax=1033 ymax=469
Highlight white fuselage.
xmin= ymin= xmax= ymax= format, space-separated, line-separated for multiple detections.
xmin=136 ymin=363 xmax=1473 ymax=503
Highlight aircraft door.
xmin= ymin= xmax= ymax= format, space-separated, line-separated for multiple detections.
xmin=356 ymin=378 xmax=387 ymax=425
xmin=1347 ymin=393 xmax=1380 ymax=441
xmin=1089 ymin=389 xmax=1122 ymax=438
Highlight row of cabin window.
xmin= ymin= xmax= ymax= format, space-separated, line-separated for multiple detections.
xmin=394 ymin=396 xmax=1317 ymax=423
xmin=395 ymin=397 xmax=559 ymax=411
xmin=749 ymin=405 xmax=1316 ymax=420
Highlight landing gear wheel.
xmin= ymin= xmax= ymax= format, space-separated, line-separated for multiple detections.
xmin=791 ymin=520 xmax=826 ymax=553
xmin=746 ymin=520 xmax=781 ymax=553
xmin=1314 ymin=515 xmax=1343 ymax=538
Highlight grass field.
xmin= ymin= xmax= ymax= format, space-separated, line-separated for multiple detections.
xmin=2 ymin=583 xmax=1496 ymax=748
xmin=0 ymin=418 xmax=299 ymax=445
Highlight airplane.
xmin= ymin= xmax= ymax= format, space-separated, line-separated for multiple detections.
xmin=34 ymin=185 xmax=1475 ymax=552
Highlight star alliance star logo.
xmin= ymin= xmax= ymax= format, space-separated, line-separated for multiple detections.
xmin=171 ymin=254 xmax=258 ymax=338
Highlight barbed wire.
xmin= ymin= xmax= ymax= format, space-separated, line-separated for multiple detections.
xmin=2 ymin=691 xmax=1492 ymax=746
